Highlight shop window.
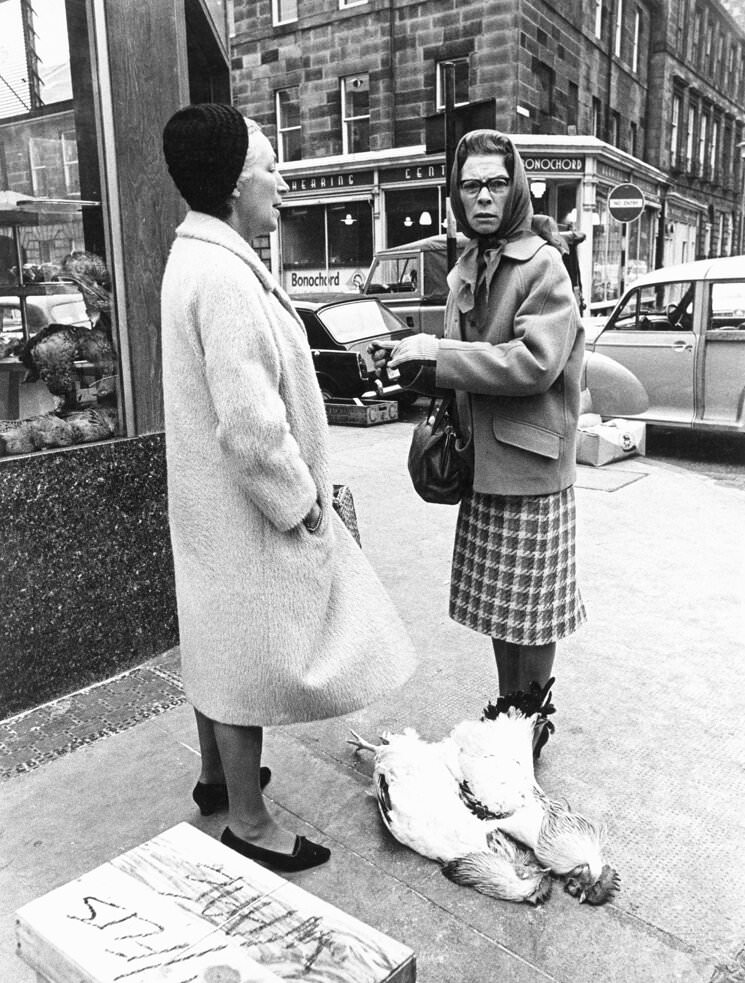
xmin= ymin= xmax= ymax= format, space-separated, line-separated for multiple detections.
xmin=384 ymin=187 xmax=444 ymax=248
xmin=436 ymin=58 xmax=469 ymax=110
xmin=280 ymin=201 xmax=372 ymax=293
xmin=0 ymin=0 xmax=73 ymax=115
xmin=341 ymin=74 xmax=370 ymax=154
xmin=0 ymin=0 xmax=122 ymax=456
xmin=276 ymin=88 xmax=301 ymax=163
xmin=272 ymin=0 xmax=297 ymax=25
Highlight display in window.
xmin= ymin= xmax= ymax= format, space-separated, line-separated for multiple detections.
xmin=0 ymin=207 xmax=119 ymax=456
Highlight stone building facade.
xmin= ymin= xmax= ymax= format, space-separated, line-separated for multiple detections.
xmin=230 ymin=0 xmax=744 ymax=307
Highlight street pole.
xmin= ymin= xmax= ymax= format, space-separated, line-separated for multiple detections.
xmin=619 ymin=221 xmax=627 ymax=295
xmin=444 ymin=61 xmax=457 ymax=272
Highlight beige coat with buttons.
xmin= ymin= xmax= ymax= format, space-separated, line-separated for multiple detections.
xmin=160 ymin=212 xmax=416 ymax=726
xmin=436 ymin=234 xmax=584 ymax=496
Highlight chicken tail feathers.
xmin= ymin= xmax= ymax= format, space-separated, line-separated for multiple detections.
xmin=442 ymin=851 xmax=553 ymax=905
xmin=482 ymin=676 xmax=556 ymax=722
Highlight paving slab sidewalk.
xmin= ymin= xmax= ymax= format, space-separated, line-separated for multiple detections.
xmin=1 ymin=416 xmax=743 ymax=983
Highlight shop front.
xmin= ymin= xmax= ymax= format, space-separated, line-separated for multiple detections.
xmin=278 ymin=138 xmax=667 ymax=315
xmin=0 ymin=0 xmax=227 ymax=717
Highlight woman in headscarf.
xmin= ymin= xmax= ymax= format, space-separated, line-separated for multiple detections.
xmin=377 ymin=130 xmax=586 ymax=757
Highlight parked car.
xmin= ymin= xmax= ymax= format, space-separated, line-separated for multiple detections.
xmin=360 ymin=229 xmax=588 ymax=336
xmin=588 ymin=255 xmax=745 ymax=434
xmin=293 ymin=296 xmax=413 ymax=401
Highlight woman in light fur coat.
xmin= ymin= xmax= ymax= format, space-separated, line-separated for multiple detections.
xmin=161 ymin=104 xmax=416 ymax=873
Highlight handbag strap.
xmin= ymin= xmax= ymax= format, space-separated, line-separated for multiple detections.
xmin=427 ymin=395 xmax=454 ymax=432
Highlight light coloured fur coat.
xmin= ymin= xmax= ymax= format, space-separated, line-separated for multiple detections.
xmin=160 ymin=212 xmax=416 ymax=725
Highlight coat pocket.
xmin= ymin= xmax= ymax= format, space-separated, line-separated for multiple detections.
xmin=492 ymin=415 xmax=561 ymax=459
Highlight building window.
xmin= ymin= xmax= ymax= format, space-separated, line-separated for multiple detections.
xmin=670 ymin=93 xmax=681 ymax=166
xmin=339 ymin=0 xmax=367 ymax=7
xmin=272 ymin=0 xmax=297 ymax=25
xmin=592 ymin=97 xmax=602 ymax=137
xmin=341 ymin=73 xmax=370 ymax=154
xmin=610 ymin=110 xmax=621 ymax=146
xmin=630 ymin=121 xmax=638 ymax=156
xmin=710 ymin=118 xmax=719 ymax=181
xmin=686 ymin=105 xmax=696 ymax=170
xmin=594 ymin=0 xmax=603 ymax=38
xmin=692 ymin=9 xmax=702 ymax=64
xmin=567 ymin=82 xmax=579 ymax=130
xmin=614 ymin=0 xmax=623 ymax=57
xmin=531 ymin=58 xmax=554 ymax=128
xmin=632 ymin=8 xmax=641 ymax=72
xmin=436 ymin=58 xmax=469 ymax=109
xmin=698 ymin=112 xmax=708 ymax=174
xmin=276 ymin=87 xmax=301 ymax=162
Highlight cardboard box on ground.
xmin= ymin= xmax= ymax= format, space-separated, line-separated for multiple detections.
xmin=577 ymin=413 xmax=647 ymax=467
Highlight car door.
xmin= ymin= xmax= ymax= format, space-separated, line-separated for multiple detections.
xmin=700 ymin=279 xmax=745 ymax=428
xmin=594 ymin=279 xmax=698 ymax=425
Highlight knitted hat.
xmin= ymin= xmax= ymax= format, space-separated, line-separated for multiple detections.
xmin=162 ymin=103 xmax=249 ymax=213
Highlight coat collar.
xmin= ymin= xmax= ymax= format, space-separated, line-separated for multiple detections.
xmin=447 ymin=233 xmax=547 ymax=313
xmin=176 ymin=210 xmax=303 ymax=328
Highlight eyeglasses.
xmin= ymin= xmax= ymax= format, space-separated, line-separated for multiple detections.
xmin=459 ymin=178 xmax=511 ymax=197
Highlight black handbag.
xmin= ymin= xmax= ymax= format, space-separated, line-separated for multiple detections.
xmin=407 ymin=396 xmax=470 ymax=505
xmin=332 ymin=483 xmax=361 ymax=546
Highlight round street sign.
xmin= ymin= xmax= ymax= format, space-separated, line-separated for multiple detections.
xmin=608 ymin=183 xmax=645 ymax=223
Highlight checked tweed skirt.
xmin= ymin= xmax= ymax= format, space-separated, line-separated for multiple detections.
xmin=449 ymin=486 xmax=586 ymax=645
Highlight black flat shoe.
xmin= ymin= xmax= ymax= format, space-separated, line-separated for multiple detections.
xmin=193 ymin=767 xmax=272 ymax=816
xmin=220 ymin=826 xmax=331 ymax=872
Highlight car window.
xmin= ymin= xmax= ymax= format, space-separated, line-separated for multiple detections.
xmin=606 ymin=281 xmax=695 ymax=332
xmin=317 ymin=300 xmax=405 ymax=343
xmin=364 ymin=257 xmax=418 ymax=295
xmin=708 ymin=281 xmax=745 ymax=331
xmin=296 ymin=309 xmax=330 ymax=348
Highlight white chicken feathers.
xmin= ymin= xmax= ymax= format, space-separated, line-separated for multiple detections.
xmin=348 ymin=726 xmax=552 ymax=906
xmin=350 ymin=681 xmax=620 ymax=907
